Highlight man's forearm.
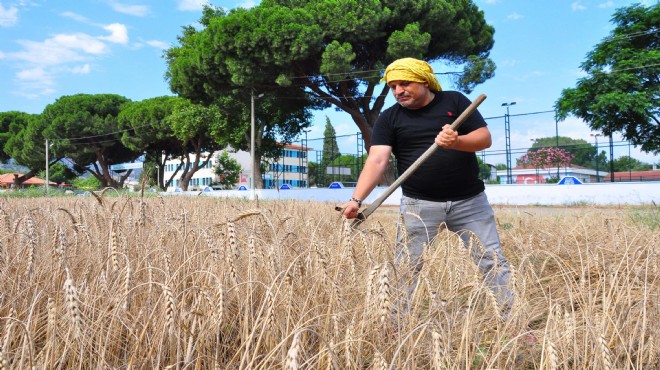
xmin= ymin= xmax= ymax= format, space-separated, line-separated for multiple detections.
xmin=351 ymin=157 xmax=388 ymax=201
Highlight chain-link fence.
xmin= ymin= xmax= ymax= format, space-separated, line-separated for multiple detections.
xmin=298 ymin=113 xmax=659 ymax=187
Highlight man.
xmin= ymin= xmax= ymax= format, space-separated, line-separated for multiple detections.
xmin=341 ymin=57 xmax=513 ymax=317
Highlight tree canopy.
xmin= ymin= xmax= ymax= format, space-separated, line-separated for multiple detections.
xmin=2 ymin=112 xmax=61 ymax=185
xmin=41 ymin=94 xmax=139 ymax=188
xmin=556 ymin=3 xmax=659 ymax=154
xmin=213 ymin=151 xmax=242 ymax=189
xmin=118 ymin=96 xmax=188 ymax=190
xmin=1 ymin=111 xmax=33 ymax=164
xmin=165 ymin=0 xmax=495 ymax=153
xmin=528 ymin=136 xmax=604 ymax=170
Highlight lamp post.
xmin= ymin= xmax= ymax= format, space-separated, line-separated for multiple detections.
xmin=628 ymin=140 xmax=632 ymax=181
xmin=250 ymin=90 xmax=264 ymax=199
xmin=501 ymin=102 xmax=516 ymax=184
xmin=554 ymin=109 xmax=559 ymax=147
xmin=591 ymin=133 xmax=602 ymax=182
xmin=45 ymin=139 xmax=49 ymax=193
xmin=303 ymin=129 xmax=311 ymax=188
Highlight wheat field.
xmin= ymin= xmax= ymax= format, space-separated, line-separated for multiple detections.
xmin=0 ymin=194 xmax=657 ymax=369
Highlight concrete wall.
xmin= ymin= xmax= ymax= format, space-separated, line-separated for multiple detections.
xmin=165 ymin=182 xmax=659 ymax=206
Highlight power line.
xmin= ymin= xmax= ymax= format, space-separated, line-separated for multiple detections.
xmin=602 ymin=28 xmax=659 ymax=42
xmin=50 ymin=123 xmax=152 ymax=142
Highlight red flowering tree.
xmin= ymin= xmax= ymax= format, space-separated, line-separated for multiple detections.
xmin=518 ymin=147 xmax=574 ymax=182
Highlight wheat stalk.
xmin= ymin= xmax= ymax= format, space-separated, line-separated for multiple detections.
xmin=284 ymin=331 xmax=302 ymax=370
xmin=344 ymin=317 xmax=355 ymax=369
xmin=64 ymin=268 xmax=83 ymax=340
xmin=372 ymin=350 xmax=387 ymax=370
xmin=123 ymin=262 xmax=132 ymax=311
xmin=56 ymin=224 xmax=68 ymax=268
xmin=162 ymin=283 xmax=176 ymax=338
xmin=109 ymin=220 xmax=120 ymax=272
xmin=431 ymin=328 xmax=442 ymax=369
xmin=545 ymin=338 xmax=559 ymax=370
xmin=598 ymin=332 xmax=614 ymax=370
xmin=377 ymin=263 xmax=392 ymax=326
xmin=215 ymin=283 xmax=225 ymax=327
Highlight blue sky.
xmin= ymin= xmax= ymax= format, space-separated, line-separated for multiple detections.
xmin=1 ymin=0 xmax=657 ymax=165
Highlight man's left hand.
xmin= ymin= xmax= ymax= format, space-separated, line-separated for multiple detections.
xmin=435 ymin=124 xmax=459 ymax=149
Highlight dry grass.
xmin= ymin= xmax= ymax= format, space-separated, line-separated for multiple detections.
xmin=0 ymin=196 xmax=657 ymax=369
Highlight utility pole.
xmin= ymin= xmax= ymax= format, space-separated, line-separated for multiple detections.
xmin=45 ymin=139 xmax=49 ymax=194
xmin=591 ymin=133 xmax=602 ymax=182
xmin=250 ymin=91 xmax=263 ymax=198
xmin=554 ymin=109 xmax=559 ymax=147
xmin=502 ymin=102 xmax=516 ymax=184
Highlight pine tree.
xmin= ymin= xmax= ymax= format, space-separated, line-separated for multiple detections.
xmin=320 ymin=117 xmax=340 ymax=186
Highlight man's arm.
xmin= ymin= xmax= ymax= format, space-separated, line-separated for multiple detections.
xmin=435 ymin=125 xmax=492 ymax=152
xmin=341 ymin=145 xmax=392 ymax=219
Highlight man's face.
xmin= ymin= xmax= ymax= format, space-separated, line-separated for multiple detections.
xmin=388 ymin=80 xmax=433 ymax=110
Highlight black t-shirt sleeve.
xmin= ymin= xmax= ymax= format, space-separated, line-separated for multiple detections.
xmin=453 ymin=92 xmax=487 ymax=135
xmin=371 ymin=107 xmax=395 ymax=147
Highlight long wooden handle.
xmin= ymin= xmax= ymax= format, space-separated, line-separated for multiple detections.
xmin=354 ymin=94 xmax=487 ymax=224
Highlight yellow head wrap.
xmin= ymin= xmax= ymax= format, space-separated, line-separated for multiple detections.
xmin=380 ymin=58 xmax=442 ymax=92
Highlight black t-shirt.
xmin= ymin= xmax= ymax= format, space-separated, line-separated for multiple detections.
xmin=372 ymin=91 xmax=486 ymax=201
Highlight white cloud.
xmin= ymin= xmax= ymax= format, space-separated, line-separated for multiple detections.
xmin=145 ymin=40 xmax=169 ymax=49
xmin=597 ymin=1 xmax=614 ymax=8
xmin=238 ymin=0 xmax=257 ymax=9
xmin=4 ymin=31 xmax=112 ymax=97
xmin=70 ymin=64 xmax=91 ymax=74
xmin=60 ymin=11 xmax=90 ymax=23
xmin=506 ymin=12 xmax=524 ymax=21
xmin=0 ymin=50 xmax=5 ymax=59
xmin=513 ymin=71 xmax=543 ymax=82
xmin=108 ymin=1 xmax=149 ymax=17
xmin=484 ymin=0 xmax=498 ymax=4
xmin=177 ymin=0 xmax=208 ymax=11
xmin=0 ymin=3 xmax=18 ymax=27
xmin=52 ymin=33 xmax=108 ymax=54
xmin=11 ymin=34 xmax=107 ymax=66
xmin=569 ymin=68 xmax=588 ymax=79
xmin=499 ymin=59 xmax=519 ymax=68
xmin=16 ymin=66 xmax=47 ymax=80
xmin=100 ymin=23 xmax=129 ymax=44
xmin=13 ymin=67 xmax=56 ymax=98
xmin=571 ymin=1 xmax=587 ymax=11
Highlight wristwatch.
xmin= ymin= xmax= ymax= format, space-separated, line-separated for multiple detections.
xmin=349 ymin=197 xmax=363 ymax=207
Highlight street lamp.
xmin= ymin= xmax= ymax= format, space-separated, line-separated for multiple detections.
xmin=45 ymin=139 xmax=49 ymax=193
xmin=501 ymin=102 xmax=516 ymax=184
xmin=45 ymin=139 xmax=54 ymax=193
xmin=302 ymin=129 xmax=311 ymax=188
xmin=250 ymin=90 xmax=264 ymax=199
xmin=591 ymin=133 xmax=602 ymax=182
xmin=554 ymin=109 xmax=560 ymax=147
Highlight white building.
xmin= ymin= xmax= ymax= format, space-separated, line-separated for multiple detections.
xmin=263 ymin=144 xmax=310 ymax=189
xmin=163 ymin=143 xmax=310 ymax=191
xmin=496 ymin=165 xmax=607 ymax=184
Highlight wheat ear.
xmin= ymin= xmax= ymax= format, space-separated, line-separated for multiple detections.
xmin=64 ymin=268 xmax=83 ymax=340
xmin=284 ymin=331 xmax=302 ymax=370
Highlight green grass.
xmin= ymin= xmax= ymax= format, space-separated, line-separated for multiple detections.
xmin=629 ymin=204 xmax=659 ymax=230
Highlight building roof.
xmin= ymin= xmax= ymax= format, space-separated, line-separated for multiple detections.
xmin=0 ymin=173 xmax=57 ymax=186
xmin=611 ymin=170 xmax=660 ymax=181
xmin=281 ymin=143 xmax=312 ymax=151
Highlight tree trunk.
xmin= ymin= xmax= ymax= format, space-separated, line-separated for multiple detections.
xmin=179 ymin=143 xmax=215 ymax=191
xmin=309 ymin=81 xmax=397 ymax=185
xmin=252 ymin=154 xmax=264 ymax=189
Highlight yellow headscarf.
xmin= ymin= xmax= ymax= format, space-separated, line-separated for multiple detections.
xmin=380 ymin=58 xmax=442 ymax=92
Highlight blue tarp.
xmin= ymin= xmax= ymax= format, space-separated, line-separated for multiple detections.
xmin=558 ymin=176 xmax=583 ymax=185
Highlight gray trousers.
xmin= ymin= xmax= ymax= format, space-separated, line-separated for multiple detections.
xmin=396 ymin=192 xmax=513 ymax=310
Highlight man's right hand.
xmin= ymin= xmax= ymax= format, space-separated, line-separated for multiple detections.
xmin=340 ymin=200 xmax=361 ymax=219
